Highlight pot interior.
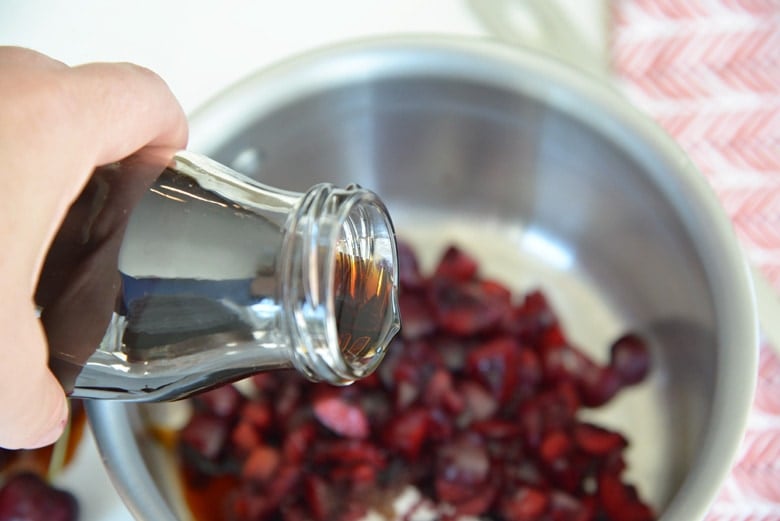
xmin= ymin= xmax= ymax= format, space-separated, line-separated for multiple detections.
xmin=89 ymin=39 xmax=756 ymax=521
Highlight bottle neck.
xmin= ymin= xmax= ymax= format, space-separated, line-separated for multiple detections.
xmin=44 ymin=149 xmax=399 ymax=399
xmin=281 ymin=182 xmax=400 ymax=384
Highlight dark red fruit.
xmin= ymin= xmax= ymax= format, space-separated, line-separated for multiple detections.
xmin=598 ymin=472 xmax=655 ymax=521
xmin=313 ymin=389 xmax=370 ymax=439
xmin=304 ymin=475 xmax=335 ymax=521
xmin=610 ymin=333 xmax=651 ymax=386
xmin=179 ymin=413 xmax=230 ymax=461
xmin=430 ymin=278 xmax=509 ymax=336
xmin=398 ymin=291 xmax=436 ymax=340
xmin=383 ymin=407 xmax=431 ymax=459
xmin=579 ymin=366 xmax=623 ymax=408
xmin=500 ymin=486 xmax=549 ymax=520
xmin=466 ymin=336 xmax=521 ymax=405
xmin=195 ymin=384 xmax=244 ymax=417
xmin=241 ymin=445 xmax=281 ymax=483
xmin=239 ymin=400 xmax=273 ymax=431
xmin=0 ymin=473 xmax=78 ymax=521
xmin=434 ymin=245 xmax=479 ymax=281
xmin=574 ymin=423 xmax=629 ymax=457
xmin=540 ymin=429 xmax=573 ymax=465
xmin=174 ymin=242 xmax=655 ymax=521
xmin=230 ymin=420 xmax=262 ymax=454
xmin=396 ymin=240 xmax=425 ymax=290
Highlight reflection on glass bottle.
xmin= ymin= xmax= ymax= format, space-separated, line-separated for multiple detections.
xmin=36 ymin=150 xmax=400 ymax=400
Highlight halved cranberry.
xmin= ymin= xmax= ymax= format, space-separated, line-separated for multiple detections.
xmin=505 ymin=289 xmax=558 ymax=341
xmin=396 ymin=240 xmax=425 ymax=290
xmin=459 ymin=381 xmax=499 ymax=424
xmin=241 ymin=445 xmax=281 ymax=483
xmin=574 ymin=423 xmax=628 ymax=457
xmin=466 ymin=336 xmax=521 ymax=405
xmin=179 ymin=413 xmax=230 ymax=462
xmin=430 ymin=279 xmax=509 ymax=336
xmin=239 ymin=400 xmax=273 ymax=431
xmin=230 ymin=421 xmax=262 ymax=454
xmin=500 ymin=486 xmax=549 ymax=520
xmin=382 ymin=407 xmax=430 ymax=459
xmin=424 ymin=368 xmax=465 ymax=414
xmin=304 ymin=475 xmax=335 ymax=521
xmin=195 ymin=384 xmax=244 ymax=418
xmin=283 ymin=422 xmax=316 ymax=463
xmin=579 ymin=366 xmax=623 ymax=408
xmin=540 ymin=429 xmax=573 ymax=465
xmin=312 ymin=389 xmax=370 ymax=439
xmin=610 ymin=333 xmax=651 ymax=386
xmin=434 ymin=245 xmax=479 ymax=281
xmin=312 ymin=440 xmax=385 ymax=468
xmin=398 ymin=291 xmax=436 ymax=340
xmin=450 ymin=479 xmax=499 ymax=517
xmin=436 ymin=436 xmax=491 ymax=486
xmin=598 ymin=472 xmax=655 ymax=521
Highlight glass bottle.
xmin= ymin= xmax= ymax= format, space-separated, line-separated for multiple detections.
xmin=36 ymin=149 xmax=400 ymax=401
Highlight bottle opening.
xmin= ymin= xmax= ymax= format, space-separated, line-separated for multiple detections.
xmin=332 ymin=199 xmax=400 ymax=376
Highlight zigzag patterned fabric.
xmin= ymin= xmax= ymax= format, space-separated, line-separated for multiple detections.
xmin=611 ymin=0 xmax=780 ymax=518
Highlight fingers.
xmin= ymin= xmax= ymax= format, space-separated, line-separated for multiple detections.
xmin=0 ymin=292 xmax=69 ymax=449
xmin=0 ymin=47 xmax=189 ymax=449
xmin=0 ymin=47 xmax=189 ymax=287
xmin=66 ymin=60 xmax=189 ymax=167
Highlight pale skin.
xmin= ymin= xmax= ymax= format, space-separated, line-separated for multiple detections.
xmin=0 ymin=47 xmax=188 ymax=449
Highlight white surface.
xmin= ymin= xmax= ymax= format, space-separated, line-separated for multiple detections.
xmin=0 ymin=1 xmax=605 ymax=114
xmin=0 ymin=1 xmax=604 ymax=519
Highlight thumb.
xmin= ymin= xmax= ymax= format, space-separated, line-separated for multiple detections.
xmin=0 ymin=298 xmax=69 ymax=450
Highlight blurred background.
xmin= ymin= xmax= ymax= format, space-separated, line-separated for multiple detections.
xmin=1 ymin=1 xmax=778 ymax=520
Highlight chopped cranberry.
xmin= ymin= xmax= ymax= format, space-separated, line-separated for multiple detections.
xmin=598 ymin=472 xmax=655 ymax=521
xmin=398 ymin=290 xmax=437 ymax=340
xmin=574 ymin=423 xmax=629 ymax=457
xmin=434 ymin=245 xmax=479 ymax=281
xmin=0 ymin=473 xmax=78 ymax=521
xmin=382 ymin=407 xmax=430 ymax=459
xmin=466 ymin=336 xmax=521 ymax=405
xmin=579 ymin=366 xmax=623 ymax=408
xmin=304 ymin=475 xmax=335 ymax=521
xmin=500 ymin=486 xmax=549 ymax=520
xmin=241 ymin=445 xmax=281 ymax=483
xmin=239 ymin=400 xmax=273 ymax=431
xmin=312 ymin=388 xmax=370 ymax=439
xmin=179 ymin=413 xmax=230 ymax=462
xmin=195 ymin=384 xmax=244 ymax=418
xmin=540 ymin=429 xmax=573 ymax=465
xmin=173 ymin=242 xmax=656 ymax=521
xmin=230 ymin=421 xmax=262 ymax=454
xmin=430 ymin=278 xmax=509 ymax=336
xmin=396 ymin=240 xmax=425 ymax=290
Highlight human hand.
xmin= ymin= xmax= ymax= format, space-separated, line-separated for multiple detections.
xmin=0 ymin=46 xmax=188 ymax=449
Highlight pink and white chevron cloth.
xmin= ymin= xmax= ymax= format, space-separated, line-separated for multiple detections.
xmin=611 ymin=0 xmax=780 ymax=518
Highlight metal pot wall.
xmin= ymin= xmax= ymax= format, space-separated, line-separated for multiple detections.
xmin=87 ymin=36 xmax=758 ymax=521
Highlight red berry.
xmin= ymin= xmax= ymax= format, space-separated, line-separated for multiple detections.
xmin=500 ymin=486 xmax=549 ymax=520
xmin=241 ymin=445 xmax=281 ymax=483
xmin=175 ymin=242 xmax=655 ymax=521
xmin=313 ymin=389 xmax=370 ymax=439
xmin=434 ymin=245 xmax=479 ymax=281
xmin=0 ymin=474 xmax=78 ymax=521
xmin=610 ymin=333 xmax=651 ymax=386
